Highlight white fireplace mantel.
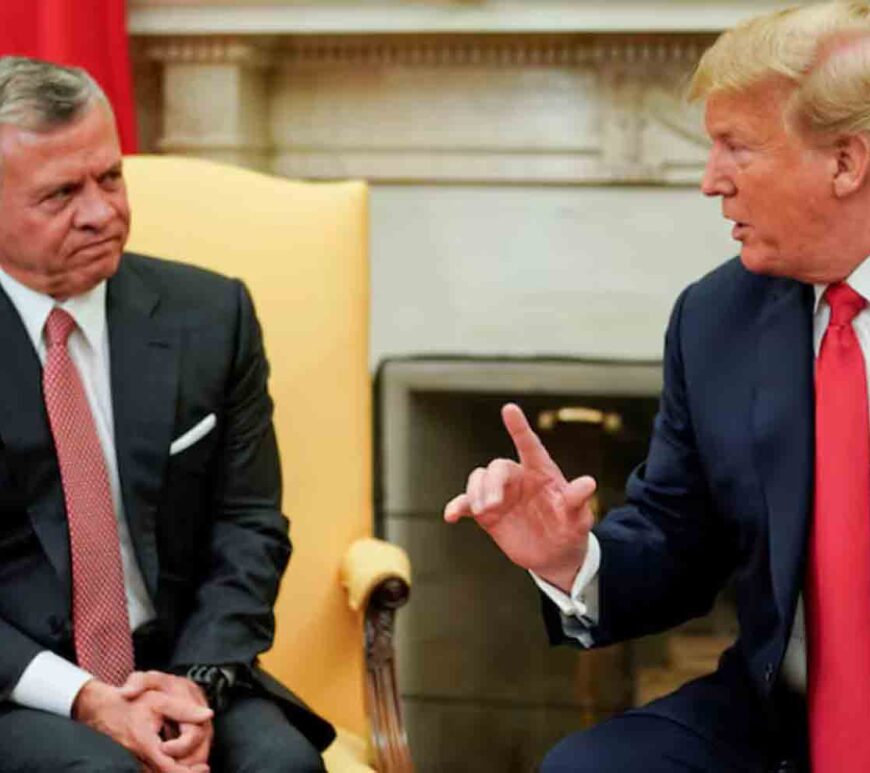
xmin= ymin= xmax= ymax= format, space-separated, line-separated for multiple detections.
xmin=129 ymin=0 xmax=796 ymax=183
xmin=129 ymin=0 xmax=802 ymax=36
xmin=128 ymin=0 xmax=746 ymax=367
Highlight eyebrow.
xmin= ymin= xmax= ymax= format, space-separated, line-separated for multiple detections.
xmin=34 ymin=160 xmax=123 ymax=199
xmin=711 ymin=128 xmax=740 ymax=141
xmin=100 ymin=161 xmax=123 ymax=175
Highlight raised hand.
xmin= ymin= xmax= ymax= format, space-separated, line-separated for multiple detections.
xmin=443 ymin=403 xmax=597 ymax=592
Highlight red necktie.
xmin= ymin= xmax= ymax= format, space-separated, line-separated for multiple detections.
xmin=807 ymin=282 xmax=870 ymax=770
xmin=42 ymin=307 xmax=134 ymax=686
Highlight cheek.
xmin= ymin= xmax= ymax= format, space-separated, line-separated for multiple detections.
xmin=21 ymin=215 xmax=66 ymax=249
xmin=114 ymin=197 xmax=131 ymax=233
xmin=744 ymin=175 xmax=811 ymax=237
xmin=114 ymin=187 xmax=130 ymax=218
xmin=46 ymin=218 xmax=77 ymax=251
xmin=779 ymin=177 xmax=830 ymax=237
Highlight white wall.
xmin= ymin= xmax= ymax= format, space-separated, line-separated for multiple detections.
xmin=370 ymin=184 xmax=736 ymax=368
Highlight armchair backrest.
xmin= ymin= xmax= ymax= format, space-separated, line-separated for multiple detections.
xmin=123 ymin=155 xmax=371 ymax=736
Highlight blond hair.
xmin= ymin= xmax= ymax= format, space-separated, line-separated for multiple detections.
xmin=689 ymin=1 xmax=870 ymax=136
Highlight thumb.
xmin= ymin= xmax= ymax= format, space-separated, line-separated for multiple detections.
xmin=118 ymin=671 xmax=148 ymax=699
xmin=444 ymin=493 xmax=472 ymax=524
xmin=564 ymin=475 xmax=597 ymax=512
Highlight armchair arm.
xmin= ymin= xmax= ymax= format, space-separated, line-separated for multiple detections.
xmin=340 ymin=538 xmax=413 ymax=773
xmin=342 ymin=539 xmax=411 ymax=613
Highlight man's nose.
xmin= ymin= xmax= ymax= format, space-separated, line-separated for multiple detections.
xmin=74 ymin=184 xmax=115 ymax=230
xmin=700 ymin=150 xmax=735 ymax=198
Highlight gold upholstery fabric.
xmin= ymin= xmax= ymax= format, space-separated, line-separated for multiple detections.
xmin=342 ymin=539 xmax=412 ymax=613
xmin=123 ymin=155 xmax=379 ymax=764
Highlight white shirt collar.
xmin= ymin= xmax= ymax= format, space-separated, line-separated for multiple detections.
xmin=813 ymin=256 xmax=870 ymax=315
xmin=0 ymin=267 xmax=107 ymax=353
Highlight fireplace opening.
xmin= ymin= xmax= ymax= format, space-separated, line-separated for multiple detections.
xmin=376 ymin=357 xmax=737 ymax=772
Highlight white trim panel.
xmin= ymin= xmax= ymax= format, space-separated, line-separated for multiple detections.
xmin=129 ymin=1 xmax=800 ymax=36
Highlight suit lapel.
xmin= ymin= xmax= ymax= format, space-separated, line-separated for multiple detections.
xmin=753 ymin=278 xmax=815 ymax=626
xmin=0 ymin=287 xmax=70 ymax=586
xmin=107 ymin=259 xmax=179 ymax=599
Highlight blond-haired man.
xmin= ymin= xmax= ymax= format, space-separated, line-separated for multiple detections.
xmin=445 ymin=2 xmax=870 ymax=770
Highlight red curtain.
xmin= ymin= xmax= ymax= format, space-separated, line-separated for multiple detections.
xmin=0 ymin=0 xmax=138 ymax=152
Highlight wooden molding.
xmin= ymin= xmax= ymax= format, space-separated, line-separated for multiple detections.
xmin=365 ymin=577 xmax=414 ymax=773
xmin=135 ymin=32 xmax=713 ymax=184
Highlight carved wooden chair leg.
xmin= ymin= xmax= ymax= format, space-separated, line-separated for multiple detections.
xmin=365 ymin=577 xmax=413 ymax=773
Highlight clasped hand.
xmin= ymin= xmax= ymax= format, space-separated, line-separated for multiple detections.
xmin=73 ymin=670 xmax=214 ymax=773
xmin=443 ymin=403 xmax=598 ymax=593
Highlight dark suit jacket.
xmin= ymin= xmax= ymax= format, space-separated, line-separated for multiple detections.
xmin=0 ymin=252 xmax=334 ymax=750
xmin=544 ymin=256 xmax=815 ymax=749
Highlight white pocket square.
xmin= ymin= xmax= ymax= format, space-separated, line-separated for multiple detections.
xmin=170 ymin=414 xmax=217 ymax=456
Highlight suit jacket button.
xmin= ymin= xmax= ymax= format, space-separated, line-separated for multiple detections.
xmin=764 ymin=663 xmax=775 ymax=682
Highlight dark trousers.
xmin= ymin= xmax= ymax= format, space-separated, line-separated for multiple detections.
xmin=541 ymin=659 xmax=809 ymax=773
xmin=0 ymin=625 xmax=326 ymax=772
xmin=0 ymin=695 xmax=325 ymax=772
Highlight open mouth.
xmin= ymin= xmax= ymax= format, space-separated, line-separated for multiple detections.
xmin=731 ymin=221 xmax=749 ymax=237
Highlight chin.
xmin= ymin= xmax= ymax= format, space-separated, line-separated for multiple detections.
xmin=739 ymin=247 xmax=786 ymax=278
xmin=51 ymin=253 xmax=122 ymax=299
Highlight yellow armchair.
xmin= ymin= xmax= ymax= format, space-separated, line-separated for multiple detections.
xmin=123 ymin=155 xmax=413 ymax=772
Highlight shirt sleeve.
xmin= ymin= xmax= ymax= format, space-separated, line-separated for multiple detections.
xmin=530 ymin=533 xmax=601 ymax=647
xmin=10 ymin=651 xmax=94 ymax=717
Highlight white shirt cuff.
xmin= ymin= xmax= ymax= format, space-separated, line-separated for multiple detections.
xmin=10 ymin=651 xmax=94 ymax=717
xmin=530 ymin=533 xmax=601 ymax=623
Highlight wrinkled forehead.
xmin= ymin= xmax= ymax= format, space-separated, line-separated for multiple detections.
xmin=0 ymin=105 xmax=121 ymax=184
xmin=703 ymin=79 xmax=795 ymax=138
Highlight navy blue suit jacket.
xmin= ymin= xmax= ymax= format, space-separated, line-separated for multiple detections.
xmin=545 ymin=256 xmax=816 ymax=745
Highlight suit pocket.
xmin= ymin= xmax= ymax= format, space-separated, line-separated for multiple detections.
xmin=170 ymin=414 xmax=217 ymax=456
xmin=168 ymin=417 xmax=219 ymax=476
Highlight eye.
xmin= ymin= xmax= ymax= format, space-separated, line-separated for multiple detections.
xmin=100 ymin=169 xmax=123 ymax=188
xmin=46 ymin=184 xmax=76 ymax=202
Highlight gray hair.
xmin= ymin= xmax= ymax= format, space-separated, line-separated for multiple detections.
xmin=0 ymin=56 xmax=110 ymax=132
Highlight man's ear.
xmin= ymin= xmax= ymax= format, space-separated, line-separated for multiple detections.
xmin=832 ymin=132 xmax=870 ymax=198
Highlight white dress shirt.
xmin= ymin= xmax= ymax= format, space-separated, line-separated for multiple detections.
xmin=533 ymin=255 xmax=870 ymax=693
xmin=0 ymin=267 xmax=156 ymax=716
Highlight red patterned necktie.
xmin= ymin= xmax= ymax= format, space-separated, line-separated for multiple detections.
xmin=807 ymin=282 xmax=870 ymax=770
xmin=42 ymin=307 xmax=134 ymax=686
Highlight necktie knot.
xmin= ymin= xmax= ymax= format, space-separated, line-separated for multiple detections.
xmin=44 ymin=307 xmax=76 ymax=349
xmin=825 ymin=282 xmax=866 ymax=327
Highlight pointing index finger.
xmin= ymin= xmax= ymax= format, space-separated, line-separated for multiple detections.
xmin=501 ymin=403 xmax=561 ymax=475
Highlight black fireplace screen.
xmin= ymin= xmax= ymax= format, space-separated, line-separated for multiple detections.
xmin=375 ymin=357 xmax=737 ymax=773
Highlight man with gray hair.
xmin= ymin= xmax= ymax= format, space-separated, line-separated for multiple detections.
xmin=446 ymin=1 xmax=870 ymax=770
xmin=0 ymin=57 xmax=332 ymax=771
